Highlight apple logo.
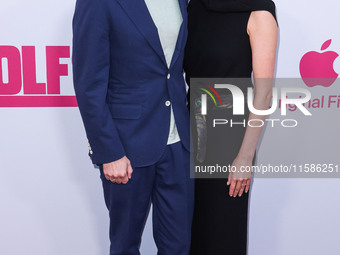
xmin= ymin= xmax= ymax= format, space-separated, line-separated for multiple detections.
xmin=300 ymin=39 xmax=339 ymax=87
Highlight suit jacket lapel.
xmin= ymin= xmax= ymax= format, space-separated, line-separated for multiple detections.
xmin=116 ymin=0 xmax=167 ymax=67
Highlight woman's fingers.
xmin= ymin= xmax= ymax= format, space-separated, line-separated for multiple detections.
xmin=233 ymin=179 xmax=243 ymax=197
xmin=229 ymin=178 xmax=251 ymax=197
xmin=245 ymin=179 xmax=251 ymax=193
xmin=238 ymin=179 xmax=247 ymax=197
xmin=228 ymin=163 xmax=252 ymax=197
xmin=230 ymin=179 xmax=242 ymax=197
xmin=229 ymin=179 xmax=237 ymax=196
xmin=227 ymin=173 xmax=231 ymax=186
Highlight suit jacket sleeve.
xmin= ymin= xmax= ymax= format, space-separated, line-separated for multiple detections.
xmin=72 ymin=0 xmax=126 ymax=165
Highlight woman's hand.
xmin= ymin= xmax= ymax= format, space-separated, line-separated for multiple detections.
xmin=227 ymin=156 xmax=252 ymax=197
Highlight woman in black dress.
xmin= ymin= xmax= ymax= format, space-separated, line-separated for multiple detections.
xmin=184 ymin=0 xmax=278 ymax=254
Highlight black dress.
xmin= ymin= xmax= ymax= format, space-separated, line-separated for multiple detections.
xmin=184 ymin=0 xmax=276 ymax=254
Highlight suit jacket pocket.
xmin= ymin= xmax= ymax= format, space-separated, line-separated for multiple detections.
xmin=108 ymin=103 xmax=142 ymax=119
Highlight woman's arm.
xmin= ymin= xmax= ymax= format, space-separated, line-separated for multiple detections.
xmin=228 ymin=10 xmax=278 ymax=197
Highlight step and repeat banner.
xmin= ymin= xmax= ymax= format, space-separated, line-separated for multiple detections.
xmin=0 ymin=0 xmax=339 ymax=254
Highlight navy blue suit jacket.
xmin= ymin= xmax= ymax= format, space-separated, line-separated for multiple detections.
xmin=72 ymin=0 xmax=190 ymax=167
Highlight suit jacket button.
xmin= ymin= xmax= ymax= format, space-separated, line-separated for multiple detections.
xmin=165 ymin=101 xmax=171 ymax=107
xmin=167 ymin=73 xmax=171 ymax=79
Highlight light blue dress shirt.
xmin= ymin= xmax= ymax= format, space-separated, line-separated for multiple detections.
xmin=144 ymin=0 xmax=182 ymax=145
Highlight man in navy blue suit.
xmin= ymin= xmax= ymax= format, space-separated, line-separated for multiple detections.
xmin=72 ymin=0 xmax=194 ymax=254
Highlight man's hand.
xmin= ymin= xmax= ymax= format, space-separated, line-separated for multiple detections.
xmin=103 ymin=156 xmax=133 ymax=184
